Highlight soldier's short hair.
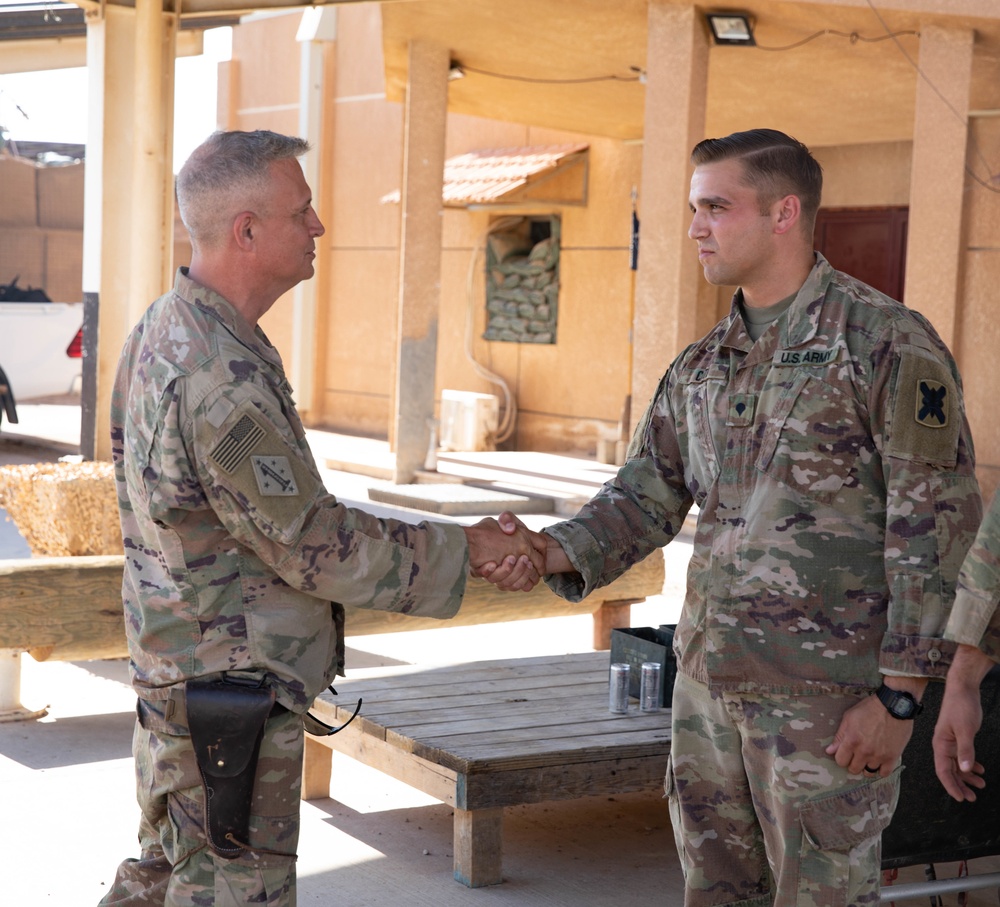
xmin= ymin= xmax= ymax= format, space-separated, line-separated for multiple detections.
xmin=176 ymin=130 xmax=310 ymax=251
xmin=691 ymin=129 xmax=823 ymax=228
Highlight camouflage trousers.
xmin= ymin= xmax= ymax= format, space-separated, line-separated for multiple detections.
xmin=99 ymin=696 xmax=303 ymax=907
xmin=665 ymin=672 xmax=901 ymax=907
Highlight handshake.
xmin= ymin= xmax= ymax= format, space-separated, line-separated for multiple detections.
xmin=461 ymin=510 xmax=568 ymax=593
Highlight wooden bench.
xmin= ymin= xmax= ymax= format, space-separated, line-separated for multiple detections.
xmin=301 ymin=651 xmax=672 ymax=887
xmin=0 ymin=548 xmax=664 ymax=719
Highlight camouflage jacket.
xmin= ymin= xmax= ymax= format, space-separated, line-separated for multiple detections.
xmin=110 ymin=269 xmax=469 ymax=711
xmin=946 ymin=487 xmax=1000 ymax=665
xmin=545 ymin=255 xmax=982 ymax=694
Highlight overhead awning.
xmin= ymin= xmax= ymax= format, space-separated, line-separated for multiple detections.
xmin=382 ymin=142 xmax=589 ymax=208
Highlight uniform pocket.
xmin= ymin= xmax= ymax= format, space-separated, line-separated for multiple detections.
xmin=757 ymin=373 xmax=870 ymax=504
xmin=796 ymin=769 xmax=901 ymax=907
xmin=799 ymin=767 xmax=902 ymax=853
xmin=799 ymin=770 xmax=900 ymax=852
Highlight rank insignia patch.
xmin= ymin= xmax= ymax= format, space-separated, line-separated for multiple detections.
xmin=251 ymin=456 xmax=300 ymax=496
xmin=915 ymin=379 xmax=949 ymax=429
xmin=727 ymin=394 xmax=756 ymax=427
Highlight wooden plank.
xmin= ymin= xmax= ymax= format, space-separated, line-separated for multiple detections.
xmin=409 ymin=725 xmax=672 ymax=775
xmin=342 ymin=548 xmax=663 ymax=636
xmin=593 ymin=599 xmax=634 ymax=649
xmin=453 ymin=807 xmax=504 ymax=887
xmin=0 ymin=556 xmax=126 ymax=661
xmin=302 ymin=736 xmax=333 ymax=800
xmin=457 ymin=753 xmax=668 ymax=810
xmin=305 ymin=722 xmax=459 ymax=806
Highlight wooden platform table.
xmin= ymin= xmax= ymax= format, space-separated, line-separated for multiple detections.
xmin=303 ymin=651 xmax=672 ymax=887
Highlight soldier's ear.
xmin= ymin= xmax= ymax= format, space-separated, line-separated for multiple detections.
xmin=233 ymin=211 xmax=256 ymax=250
xmin=773 ymin=194 xmax=801 ymax=236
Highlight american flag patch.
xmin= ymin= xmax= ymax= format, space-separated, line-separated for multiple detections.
xmin=211 ymin=414 xmax=265 ymax=472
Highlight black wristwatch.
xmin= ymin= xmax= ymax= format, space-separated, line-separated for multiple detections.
xmin=875 ymin=683 xmax=923 ymax=720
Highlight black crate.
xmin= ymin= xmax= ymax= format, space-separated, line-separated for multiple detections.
xmin=609 ymin=625 xmax=677 ymax=706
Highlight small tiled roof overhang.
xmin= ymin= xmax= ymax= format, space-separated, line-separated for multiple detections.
xmin=382 ymin=142 xmax=589 ymax=207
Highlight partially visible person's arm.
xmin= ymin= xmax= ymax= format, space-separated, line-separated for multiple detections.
xmin=933 ymin=643 xmax=996 ymax=801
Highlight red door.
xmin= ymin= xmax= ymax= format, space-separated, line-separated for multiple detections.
xmin=814 ymin=207 xmax=909 ymax=302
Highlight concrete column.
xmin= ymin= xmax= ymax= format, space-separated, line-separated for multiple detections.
xmin=903 ymin=25 xmax=974 ymax=350
xmin=82 ymin=4 xmax=137 ymax=461
xmin=131 ymin=0 xmax=177 ymax=323
xmin=293 ymin=8 xmax=337 ymax=420
xmin=630 ymin=1 xmax=708 ymax=433
xmin=82 ymin=2 xmax=177 ymax=462
xmin=392 ymin=40 xmax=448 ymax=484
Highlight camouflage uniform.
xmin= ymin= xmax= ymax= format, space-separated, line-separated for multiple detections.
xmin=544 ymin=255 xmax=981 ymax=906
xmin=946 ymin=486 xmax=1000 ymax=663
xmin=102 ymin=269 xmax=470 ymax=906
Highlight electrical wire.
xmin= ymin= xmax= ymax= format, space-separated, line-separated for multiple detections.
xmin=463 ymin=217 xmax=526 ymax=445
xmin=455 ymin=64 xmax=641 ymax=85
xmin=755 ymin=28 xmax=918 ymax=52
xmin=863 ymin=0 xmax=1000 ymax=193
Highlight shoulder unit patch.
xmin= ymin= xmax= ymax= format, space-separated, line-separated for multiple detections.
xmin=915 ymin=378 xmax=948 ymax=429
xmin=251 ymin=455 xmax=300 ymax=496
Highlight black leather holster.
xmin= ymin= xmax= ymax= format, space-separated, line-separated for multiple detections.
xmin=185 ymin=677 xmax=277 ymax=858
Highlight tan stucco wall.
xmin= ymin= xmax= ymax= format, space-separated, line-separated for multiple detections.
xmin=224 ymin=7 xmax=1000 ymax=488
xmin=957 ymin=112 xmax=1000 ymax=501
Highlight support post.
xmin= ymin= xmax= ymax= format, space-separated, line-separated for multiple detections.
xmin=392 ymin=40 xmax=449 ymax=484
xmin=0 ymin=650 xmax=47 ymax=723
xmin=630 ymin=1 xmax=708 ymax=433
xmin=453 ymin=806 xmax=503 ymax=887
xmin=902 ymin=25 xmax=974 ymax=350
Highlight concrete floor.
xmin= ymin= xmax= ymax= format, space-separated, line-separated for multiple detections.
xmin=2 ymin=398 xmax=1000 ymax=905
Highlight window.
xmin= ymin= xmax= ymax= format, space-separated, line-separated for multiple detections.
xmin=483 ymin=216 xmax=560 ymax=344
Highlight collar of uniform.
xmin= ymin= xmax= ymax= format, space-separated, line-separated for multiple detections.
xmin=174 ymin=268 xmax=283 ymax=371
xmin=720 ymin=291 xmax=754 ymax=353
xmin=778 ymin=253 xmax=836 ymax=349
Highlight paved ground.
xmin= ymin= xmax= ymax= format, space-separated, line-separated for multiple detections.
xmin=2 ymin=398 xmax=999 ymax=905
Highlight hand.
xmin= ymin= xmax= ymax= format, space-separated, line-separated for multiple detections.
xmin=933 ymin=645 xmax=995 ymax=801
xmin=463 ymin=511 xmax=547 ymax=592
xmin=825 ymin=683 xmax=921 ymax=777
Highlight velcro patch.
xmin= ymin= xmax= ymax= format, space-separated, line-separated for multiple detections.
xmin=251 ymin=455 xmax=300 ymax=496
xmin=211 ymin=414 xmax=266 ymax=472
xmin=915 ymin=379 xmax=948 ymax=429
xmin=727 ymin=394 xmax=756 ymax=427
xmin=885 ymin=349 xmax=960 ymax=466
xmin=774 ymin=348 xmax=838 ymax=367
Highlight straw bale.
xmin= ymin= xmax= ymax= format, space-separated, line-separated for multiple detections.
xmin=0 ymin=461 xmax=123 ymax=557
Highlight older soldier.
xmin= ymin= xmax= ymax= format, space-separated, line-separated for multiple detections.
xmin=527 ymin=129 xmax=981 ymax=906
xmin=101 ymin=130 xmax=542 ymax=906
xmin=933 ymin=490 xmax=1000 ymax=802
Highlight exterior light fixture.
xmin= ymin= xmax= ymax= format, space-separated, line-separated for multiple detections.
xmin=706 ymin=12 xmax=756 ymax=46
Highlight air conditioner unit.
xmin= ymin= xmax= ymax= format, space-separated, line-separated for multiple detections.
xmin=439 ymin=390 xmax=499 ymax=452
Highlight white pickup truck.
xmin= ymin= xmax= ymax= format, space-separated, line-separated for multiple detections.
xmin=0 ymin=301 xmax=84 ymax=430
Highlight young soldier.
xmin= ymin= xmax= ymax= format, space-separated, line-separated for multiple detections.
xmin=531 ymin=129 xmax=981 ymax=906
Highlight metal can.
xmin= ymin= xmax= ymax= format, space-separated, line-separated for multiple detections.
xmin=640 ymin=661 xmax=662 ymax=711
xmin=609 ymin=662 xmax=630 ymax=713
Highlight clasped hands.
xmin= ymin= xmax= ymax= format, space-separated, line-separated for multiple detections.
xmin=462 ymin=510 xmax=550 ymax=592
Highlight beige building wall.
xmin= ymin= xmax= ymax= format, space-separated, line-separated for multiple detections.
xmin=225 ymin=6 xmax=1000 ymax=493
xmin=958 ymin=112 xmax=1000 ymax=500
xmin=217 ymin=12 xmax=306 ymax=367
xmin=0 ymin=155 xmax=84 ymax=303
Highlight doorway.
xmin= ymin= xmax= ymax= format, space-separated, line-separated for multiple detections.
xmin=814 ymin=207 xmax=909 ymax=302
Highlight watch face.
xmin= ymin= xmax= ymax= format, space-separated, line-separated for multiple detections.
xmin=878 ymin=685 xmax=921 ymax=719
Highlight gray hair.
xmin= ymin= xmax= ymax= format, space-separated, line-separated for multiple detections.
xmin=176 ymin=130 xmax=310 ymax=250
